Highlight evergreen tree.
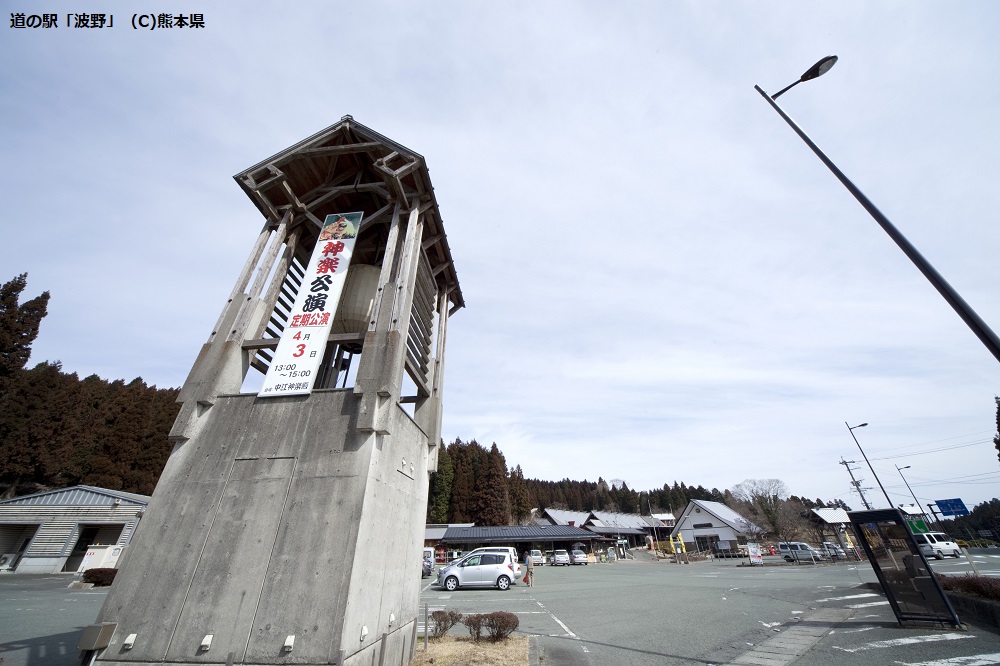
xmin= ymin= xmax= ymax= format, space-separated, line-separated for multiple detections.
xmin=508 ymin=464 xmax=532 ymax=524
xmin=0 ymin=273 xmax=49 ymax=383
xmin=427 ymin=444 xmax=454 ymax=523
xmin=993 ymin=396 xmax=1000 ymax=465
xmin=472 ymin=443 xmax=510 ymax=526
xmin=446 ymin=439 xmax=478 ymax=523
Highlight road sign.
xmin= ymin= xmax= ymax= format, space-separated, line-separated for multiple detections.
xmin=935 ymin=498 xmax=970 ymax=517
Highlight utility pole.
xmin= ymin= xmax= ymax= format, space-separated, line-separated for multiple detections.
xmin=839 ymin=458 xmax=873 ymax=510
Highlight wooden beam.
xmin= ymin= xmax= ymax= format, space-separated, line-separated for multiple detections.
xmin=297 ymin=142 xmax=383 ymax=157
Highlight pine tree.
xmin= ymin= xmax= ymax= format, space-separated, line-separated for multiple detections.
xmin=0 ymin=273 xmax=49 ymax=383
xmin=993 ymin=396 xmax=1000 ymax=465
xmin=427 ymin=444 xmax=454 ymax=523
xmin=472 ymin=443 xmax=511 ymax=526
xmin=508 ymin=465 xmax=532 ymax=524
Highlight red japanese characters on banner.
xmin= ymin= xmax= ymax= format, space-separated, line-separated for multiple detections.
xmin=258 ymin=212 xmax=363 ymax=397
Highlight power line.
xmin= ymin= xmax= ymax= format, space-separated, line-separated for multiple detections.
xmin=868 ymin=439 xmax=992 ymax=461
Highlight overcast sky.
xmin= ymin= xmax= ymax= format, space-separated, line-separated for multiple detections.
xmin=3 ymin=1 xmax=999 ymax=514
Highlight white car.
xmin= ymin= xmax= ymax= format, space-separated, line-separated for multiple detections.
xmin=552 ymin=549 xmax=571 ymax=566
xmin=529 ymin=549 xmax=544 ymax=566
xmin=911 ymin=532 xmax=962 ymax=559
xmin=464 ymin=547 xmax=522 ymax=580
xmin=570 ymin=549 xmax=588 ymax=565
xmin=437 ymin=552 xmax=516 ymax=591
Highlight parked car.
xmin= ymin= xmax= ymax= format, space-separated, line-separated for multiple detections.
xmin=777 ymin=541 xmax=826 ymax=562
xmin=911 ymin=532 xmax=962 ymax=560
xmin=437 ymin=552 xmax=516 ymax=591
xmin=464 ymin=547 xmax=522 ymax=580
xmin=530 ymin=549 xmax=544 ymax=566
xmin=422 ymin=555 xmax=434 ymax=578
xmin=820 ymin=542 xmax=846 ymax=559
xmin=570 ymin=549 xmax=588 ymax=565
xmin=552 ymin=549 xmax=571 ymax=566
xmin=545 ymin=550 xmax=554 ymax=565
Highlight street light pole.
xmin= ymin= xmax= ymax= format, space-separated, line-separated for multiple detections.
xmin=845 ymin=422 xmax=892 ymax=508
xmin=894 ymin=464 xmax=923 ymax=513
xmin=755 ymin=58 xmax=1000 ymax=365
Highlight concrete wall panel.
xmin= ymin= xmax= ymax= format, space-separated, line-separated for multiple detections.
xmin=165 ymin=456 xmax=294 ymax=662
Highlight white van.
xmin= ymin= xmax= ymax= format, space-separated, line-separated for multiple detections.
xmin=911 ymin=532 xmax=961 ymax=559
xmin=777 ymin=541 xmax=826 ymax=562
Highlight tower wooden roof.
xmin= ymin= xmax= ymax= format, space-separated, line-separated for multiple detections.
xmin=233 ymin=116 xmax=464 ymax=314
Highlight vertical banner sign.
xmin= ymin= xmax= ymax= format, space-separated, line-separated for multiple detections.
xmin=258 ymin=212 xmax=363 ymax=397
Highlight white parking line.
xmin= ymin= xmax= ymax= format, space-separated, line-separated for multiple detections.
xmin=846 ymin=600 xmax=891 ymax=608
xmin=892 ymin=652 xmax=1000 ymax=666
xmin=832 ymin=633 xmax=974 ymax=652
xmin=815 ymin=592 xmax=880 ymax=602
xmin=536 ymin=600 xmax=577 ymax=638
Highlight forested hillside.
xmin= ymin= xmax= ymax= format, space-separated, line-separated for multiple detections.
xmin=426 ymin=438 xmax=736 ymax=525
xmin=0 ymin=273 xmax=179 ymax=498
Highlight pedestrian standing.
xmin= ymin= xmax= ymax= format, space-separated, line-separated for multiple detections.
xmin=525 ymin=551 xmax=534 ymax=587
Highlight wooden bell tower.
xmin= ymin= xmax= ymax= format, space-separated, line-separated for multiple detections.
xmin=89 ymin=117 xmax=463 ymax=666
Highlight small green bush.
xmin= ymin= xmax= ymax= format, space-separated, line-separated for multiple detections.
xmin=430 ymin=610 xmax=462 ymax=638
xmin=937 ymin=574 xmax=1000 ymax=602
xmin=82 ymin=568 xmax=118 ymax=586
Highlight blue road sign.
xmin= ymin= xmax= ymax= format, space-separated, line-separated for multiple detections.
xmin=935 ymin=498 xmax=970 ymax=517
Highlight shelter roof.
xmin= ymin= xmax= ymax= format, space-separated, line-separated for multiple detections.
xmin=441 ymin=525 xmax=599 ymax=544
xmin=0 ymin=485 xmax=150 ymax=507
xmin=811 ymin=507 xmax=851 ymax=524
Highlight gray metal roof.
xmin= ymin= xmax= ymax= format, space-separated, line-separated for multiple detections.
xmin=442 ymin=525 xmax=599 ymax=543
xmin=584 ymin=526 xmax=647 ymax=536
xmin=425 ymin=523 xmax=473 ymax=541
xmin=540 ymin=508 xmax=591 ymax=526
xmin=589 ymin=511 xmax=655 ymax=530
xmin=0 ymin=485 xmax=150 ymax=507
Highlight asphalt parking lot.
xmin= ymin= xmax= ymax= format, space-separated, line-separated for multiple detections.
xmin=420 ymin=552 xmax=1000 ymax=666
xmin=2 ymin=550 xmax=998 ymax=666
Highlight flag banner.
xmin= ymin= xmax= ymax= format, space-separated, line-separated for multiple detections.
xmin=258 ymin=212 xmax=363 ymax=397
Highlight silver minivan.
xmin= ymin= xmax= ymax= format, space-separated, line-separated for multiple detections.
xmin=778 ymin=541 xmax=826 ymax=562
xmin=911 ymin=532 xmax=961 ymax=559
xmin=437 ymin=552 xmax=516 ymax=591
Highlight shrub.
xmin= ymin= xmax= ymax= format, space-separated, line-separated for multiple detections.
xmin=430 ymin=610 xmax=462 ymax=638
xmin=936 ymin=574 xmax=1000 ymax=602
xmin=462 ymin=613 xmax=484 ymax=642
xmin=83 ymin=568 xmax=118 ymax=586
xmin=482 ymin=611 xmax=519 ymax=642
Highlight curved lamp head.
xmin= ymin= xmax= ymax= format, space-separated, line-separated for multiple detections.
xmin=801 ymin=55 xmax=838 ymax=82
xmin=849 ymin=422 xmax=868 ymax=430
xmin=770 ymin=55 xmax=839 ymax=99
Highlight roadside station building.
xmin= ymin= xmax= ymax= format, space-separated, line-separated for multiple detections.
xmin=671 ymin=499 xmax=759 ymax=554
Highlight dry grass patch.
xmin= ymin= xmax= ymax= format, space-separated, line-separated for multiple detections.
xmin=411 ymin=635 xmax=528 ymax=666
